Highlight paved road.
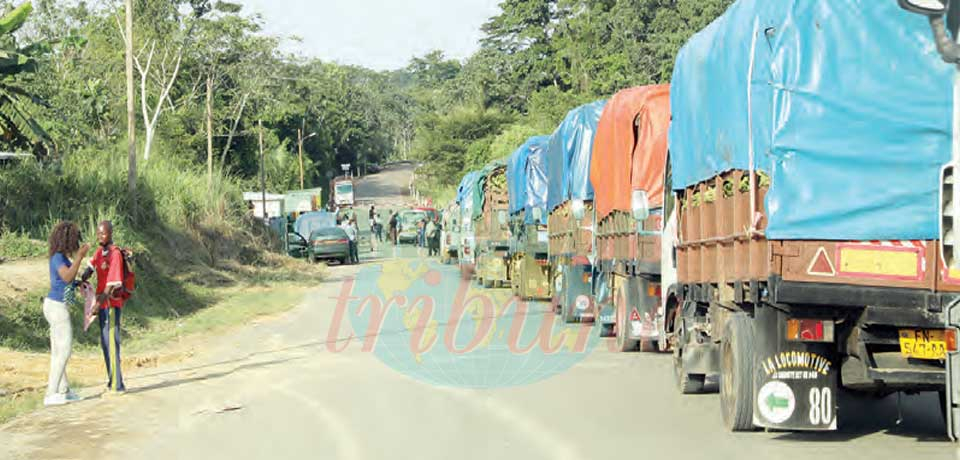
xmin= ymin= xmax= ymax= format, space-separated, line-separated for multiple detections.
xmin=1 ymin=243 xmax=957 ymax=460
xmin=354 ymin=162 xmax=417 ymax=207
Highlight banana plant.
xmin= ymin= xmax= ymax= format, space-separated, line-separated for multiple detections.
xmin=0 ymin=1 xmax=52 ymax=150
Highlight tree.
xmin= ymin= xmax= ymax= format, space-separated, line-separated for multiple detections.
xmin=120 ymin=0 xmax=209 ymax=163
xmin=0 ymin=1 xmax=52 ymax=154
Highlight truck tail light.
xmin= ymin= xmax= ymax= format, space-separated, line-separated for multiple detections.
xmin=786 ymin=319 xmax=834 ymax=343
xmin=582 ymin=272 xmax=591 ymax=284
xmin=948 ymin=328 xmax=958 ymax=352
xmin=647 ymin=284 xmax=661 ymax=298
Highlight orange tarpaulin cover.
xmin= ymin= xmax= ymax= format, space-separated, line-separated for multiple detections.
xmin=590 ymin=85 xmax=670 ymax=222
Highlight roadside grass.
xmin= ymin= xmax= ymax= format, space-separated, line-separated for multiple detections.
xmin=0 ymin=232 xmax=45 ymax=260
xmin=0 ymin=391 xmax=42 ymax=425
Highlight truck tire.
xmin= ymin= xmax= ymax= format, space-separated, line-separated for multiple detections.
xmin=720 ymin=313 xmax=757 ymax=432
xmin=615 ymin=285 xmax=638 ymax=352
xmin=672 ymin=312 xmax=705 ymax=394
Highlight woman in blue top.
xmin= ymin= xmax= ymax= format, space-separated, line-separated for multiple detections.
xmin=44 ymin=221 xmax=89 ymax=406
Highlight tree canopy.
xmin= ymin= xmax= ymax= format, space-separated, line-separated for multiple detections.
xmin=0 ymin=0 xmax=733 ymax=196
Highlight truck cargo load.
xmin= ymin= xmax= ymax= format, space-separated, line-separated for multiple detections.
xmin=507 ymin=136 xmax=552 ymax=299
xmin=664 ymin=0 xmax=959 ymax=434
xmin=668 ymin=0 xmax=953 ymax=241
xmin=458 ymin=170 xmax=482 ymax=279
xmin=473 ymin=161 xmax=511 ymax=288
xmin=589 ymin=85 xmax=671 ymax=350
xmin=546 ymin=100 xmax=607 ymax=213
xmin=545 ymin=100 xmax=606 ymax=323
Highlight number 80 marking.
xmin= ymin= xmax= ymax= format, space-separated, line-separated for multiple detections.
xmin=809 ymin=387 xmax=833 ymax=425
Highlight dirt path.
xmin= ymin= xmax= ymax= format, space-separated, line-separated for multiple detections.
xmin=0 ymin=258 xmax=46 ymax=303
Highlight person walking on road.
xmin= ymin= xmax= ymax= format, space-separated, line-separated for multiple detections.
xmin=43 ymin=221 xmax=90 ymax=406
xmin=373 ymin=213 xmax=384 ymax=243
xmin=341 ymin=218 xmax=359 ymax=264
xmin=426 ymin=218 xmax=441 ymax=257
xmin=389 ymin=212 xmax=398 ymax=245
xmin=81 ymin=221 xmax=129 ymax=393
xmin=424 ymin=218 xmax=436 ymax=256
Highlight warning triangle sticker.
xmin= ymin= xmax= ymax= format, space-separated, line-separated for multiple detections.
xmin=630 ymin=310 xmax=642 ymax=321
xmin=807 ymin=247 xmax=836 ymax=277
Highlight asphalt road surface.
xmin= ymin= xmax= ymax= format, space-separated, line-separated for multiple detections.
xmin=0 ymin=243 xmax=957 ymax=460
xmin=354 ymin=162 xmax=417 ymax=208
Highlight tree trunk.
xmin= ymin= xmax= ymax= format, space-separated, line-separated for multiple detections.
xmin=206 ymin=75 xmax=213 ymax=187
xmin=125 ymin=0 xmax=137 ymax=212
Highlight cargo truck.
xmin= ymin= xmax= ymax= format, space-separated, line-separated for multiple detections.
xmin=330 ymin=176 xmax=355 ymax=210
xmin=506 ymin=136 xmax=552 ymax=300
xmin=440 ymin=201 xmax=461 ymax=265
xmin=590 ymin=85 xmax=671 ymax=352
xmin=545 ymin=101 xmax=607 ymax=323
xmin=458 ymin=171 xmax=481 ymax=280
xmin=473 ymin=162 xmax=511 ymax=288
xmin=661 ymin=0 xmax=959 ymax=432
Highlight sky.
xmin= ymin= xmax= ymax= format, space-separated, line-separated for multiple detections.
xmin=235 ymin=0 xmax=503 ymax=71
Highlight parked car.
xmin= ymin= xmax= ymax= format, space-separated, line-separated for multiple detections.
xmin=287 ymin=211 xmax=346 ymax=262
xmin=397 ymin=209 xmax=428 ymax=244
xmin=307 ymin=226 xmax=352 ymax=264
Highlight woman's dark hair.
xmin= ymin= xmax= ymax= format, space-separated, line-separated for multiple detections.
xmin=48 ymin=221 xmax=81 ymax=258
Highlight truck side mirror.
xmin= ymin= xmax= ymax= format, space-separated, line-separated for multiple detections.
xmin=631 ymin=190 xmax=650 ymax=221
xmin=571 ymin=199 xmax=585 ymax=220
xmin=899 ymin=0 xmax=949 ymax=15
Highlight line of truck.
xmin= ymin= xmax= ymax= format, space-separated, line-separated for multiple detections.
xmin=445 ymin=0 xmax=960 ymax=434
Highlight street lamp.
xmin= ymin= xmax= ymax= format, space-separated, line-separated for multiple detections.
xmin=297 ymin=129 xmax=317 ymax=190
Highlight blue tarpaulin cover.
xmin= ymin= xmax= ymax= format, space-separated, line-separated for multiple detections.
xmin=295 ymin=211 xmax=337 ymax=238
xmin=525 ymin=137 xmax=551 ymax=225
xmin=546 ymin=100 xmax=607 ymax=212
xmin=507 ymin=135 xmax=551 ymax=220
xmin=458 ymin=171 xmax=481 ymax=219
xmin=669 ymin=0 xmax=954 ymax=240
xmin=456 ymin=172 xmax=477 ymax=205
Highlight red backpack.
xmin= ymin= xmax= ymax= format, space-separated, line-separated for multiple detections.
xmin=116 ymin=248 xmax=136 ymax=301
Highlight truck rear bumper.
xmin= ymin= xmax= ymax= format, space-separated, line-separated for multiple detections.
xmin=767 ymin=277 xmax=952 ymax=393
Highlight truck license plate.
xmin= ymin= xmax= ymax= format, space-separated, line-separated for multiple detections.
xmin=898 ymin=329 xmax=947 ymax=360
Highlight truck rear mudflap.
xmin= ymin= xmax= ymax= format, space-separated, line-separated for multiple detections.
xmin=752 ymin=305 xmax=838 ymax=430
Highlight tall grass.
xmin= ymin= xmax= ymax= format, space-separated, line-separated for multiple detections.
xmin=0 ymin=144 xmax=282 ymax=350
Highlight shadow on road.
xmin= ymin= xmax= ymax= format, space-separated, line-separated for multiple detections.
xmin=770 ymin=390 xmax=948 ymax=443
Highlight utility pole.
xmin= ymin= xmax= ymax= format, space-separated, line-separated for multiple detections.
xmin=297 ymin=118 xmax=317 ymax=191
xmin=125 ymin=0 xmax=137 ymax=217
xmin=259 ymin=120 xmax=266 ymax=221
xmin=206 ymin=75 xmax=214 ymax=188
xmin=297 ymin=128 xmax=304 ymax=190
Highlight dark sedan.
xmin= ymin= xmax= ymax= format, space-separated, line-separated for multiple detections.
xmin=308 ymin=227 xmax=352 ymax=264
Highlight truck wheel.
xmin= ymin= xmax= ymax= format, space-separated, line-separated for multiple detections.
xmin=615 ymin=286 xmax=638 ymax=352
xmin=720 ymin=313 xmax=757 ymax=432
xmin=640 ymin=340 xmax=658 ymax=353
xmin=672 ymin=312 xmax=705 ymax=394
xmin=562 ymin=298 xmax=578 ymax=323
